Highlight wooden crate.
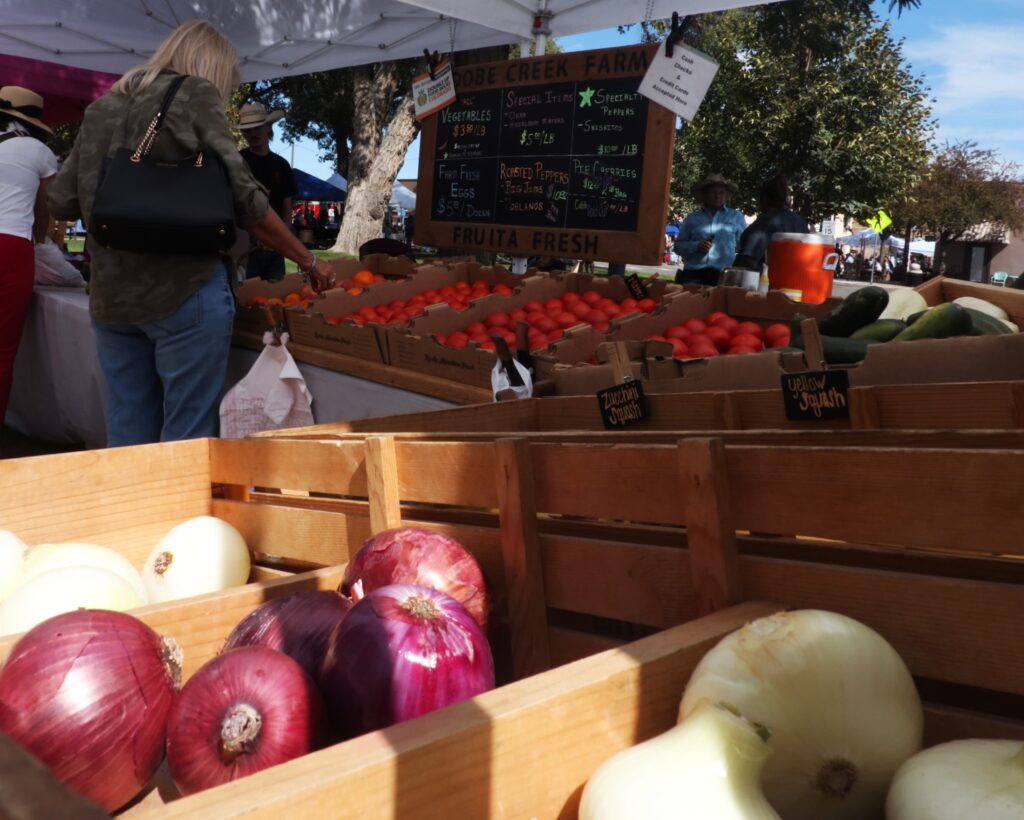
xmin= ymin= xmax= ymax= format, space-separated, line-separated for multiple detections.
xmin=255 ymin=379 xmax=1024 ymax=436
xmin=5 ymin=435 xmax=1024 ymax=818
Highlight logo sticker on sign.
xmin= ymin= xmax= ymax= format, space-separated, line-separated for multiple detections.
xmin=413 ymin=60 xmax=457 ymax=121
xmin=637 ymin=43 xmax=719 ymax=122
xmin=780 ymin=370 xmax=850 ymax=422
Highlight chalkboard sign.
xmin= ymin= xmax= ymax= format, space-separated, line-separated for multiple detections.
xmin=625 ymin=273 xmax=650 ymax=300
xmin=781 ymin=370 xmax=851 ymax=421
xmin=597 ymin=379 xmax=651 ymax=429
xmin=417 ymin=45 xmax=675 ymax=265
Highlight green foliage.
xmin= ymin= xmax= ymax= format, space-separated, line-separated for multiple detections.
xmin=670 ymin=0 xmax=934 ymax=222
xmin=893 ymin=141 xmax=1024 ymax=242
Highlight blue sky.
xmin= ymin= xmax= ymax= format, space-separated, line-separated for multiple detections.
xmin=273 ymin=0 xmax=1024 ymax=182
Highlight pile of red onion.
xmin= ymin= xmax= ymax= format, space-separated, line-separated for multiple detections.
xmin=0 ymin=610 xmax=180 ymax=811
xmin=341 ymin=526 xmax=491 ymax=631
xmin=319 ymin=583 xmax=495 ymax=738
xmin=167 ymin=646 xmax=327 ymax=795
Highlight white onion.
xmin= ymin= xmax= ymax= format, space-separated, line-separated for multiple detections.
xmin=887 ymin=739 xmax=1024 ymax=820
xmin=0 ymin=530 xmax=27 ymax=604
xmin=0 ymin=565 xmax=146 ymax=636
xmin=21 ymin=542 xmax=147 ymax=603
xmin=580 ymin=700 xmax=779 ymax=820
xmin=680 ymin=609 xmax=922 ymax=820
xmin=142 ymin=516 xmax=250 ymax=604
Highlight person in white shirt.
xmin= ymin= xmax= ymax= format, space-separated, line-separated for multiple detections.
xmin=0 ymin=86 xmax=58 ymax=425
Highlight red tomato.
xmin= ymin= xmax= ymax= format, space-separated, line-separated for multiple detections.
xmin=580 ymin=290 xmax=603 ymax=306
xmin=464 ymin=322 xmax=487 ymax=336
xmin=637 ymin=298 xmax=657 ymax=313
xmin=705 ymin=311 xmax=729 ymax=324
xmin=348 ymin=315 xmax=367 ymax=326
xmin=711 ymin=315 xmax=739 ymax=333
xmin=621 ymin=297 xmax=638 ymax=310
xmin=703 ymin=325 xmax=733 ymax=353
xmin=686 ymin=333 xmax=713 ymax=349
xmin=597 ymin=298 xmax=618 ymax=313
xmin=735 ymin=321 xmax=765 ymax=340
xmin=449 ymin=300 xmax=467 ymax=311
xmin=324 ymin=315 xmax=343 ymax=326
xmin=669 ymin=338 xmax=689 ymax=357
xmin=728 ymin=345 xmax=760 ymax=355
xmin=545 ymin=298 xmax=564 ymax=314
xmin=594 ymin=322 xmax=610 ymax=331
xmin=664 ymin=325 xmax=691 ymax=341
xmin=532 ymin=316 xmax=556 ymax=334
xmin=454 ymin=281 xmax=471 ymax=292
xmin=447 ymin=332 xmax=469 ymax=349
xmin=509 ymin=308 xmax=528 ymax=322
xmin=683 ymin=318 xmax=707 ymax=334
xmin=546 ymin=328 xmax=564 ymax=342
xmin=439 ymin=285 xmax=457 ymax=298
xmin=688 ymin=345 xmax=719 ymax=358
xmin=422 ymin=290 xmax=439 ymax=301
xmin=434 ymin=333 xmax=447 ymax=345
xmin=528 ymin=332 xmax=548 ymax=349
xmin=764 ymin=323 xmax=791 ymax=342
xmin=767 ymin=334 xmax=792 ymax=349
xmin=357 ymin=306 xmax=377 ymax=319
xmin=603 ymin=304 xmax=621 ymax=319
xmin=524 ymin=300 xmax=545 ymax=313
xmin=570 ymin=301 xmax=591 ymax=319
xmin=485 ymin=312 xmax=511 ymax=328
xmin=561 ymin=292 xmax=581 ymax=305
xmin=493 ymin=284 xmax=513 ymax=295
xmin=646 ymin=335 xmax=670 ymax=343
xmin=526 ymin=311 xmax=546 ymax=325
xmin=729 ymin=333 xmax=764 ymax=351
xmin=556 ymin=312 xmax=581 ymax=329
xmin=409 ymin=293 xmax=426 ymax=304
xmin=388 ymin=299 xmax=406 ymax=311
xmin=584 ymin=310 xmax=608 ymax=325
xmin=478 ymin=339 xmax=496 ymax=351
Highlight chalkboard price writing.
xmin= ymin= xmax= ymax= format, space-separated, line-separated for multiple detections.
xmin=625 ymin=274 xmax=650 ymax=301
xmin=597 ymin=379 xmax=650 ymax=429
xmin=780 ymin=370 xmax=850 ymax=421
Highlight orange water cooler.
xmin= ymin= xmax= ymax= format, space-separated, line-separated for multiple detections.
xmin=766 ymin=233 xmax=838 ymax=304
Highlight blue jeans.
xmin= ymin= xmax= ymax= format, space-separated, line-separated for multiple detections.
xmin=93 ymin=270 xmax=235 ymax=447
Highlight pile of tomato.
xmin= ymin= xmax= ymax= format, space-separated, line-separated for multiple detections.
xmin=434 ymin=290 xmax=659 ymax=351
xmin=319 ymin=280 xmax=516 ymax=326
xmin=647 ymin=311 xmax=792 ymax=360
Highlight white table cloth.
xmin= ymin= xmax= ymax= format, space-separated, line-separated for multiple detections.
xmin=7 ymin=288 xmax=456 ymax=448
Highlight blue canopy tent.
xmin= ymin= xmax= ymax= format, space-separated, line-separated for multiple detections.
xmin=293 ymin=168 xmax=347 ymax=203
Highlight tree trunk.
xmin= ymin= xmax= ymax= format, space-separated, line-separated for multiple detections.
xmin=332 ymin=95 xmax=418 ymax=255
xmin=346 ymin=67 xmax=383 ymax=188
xmin=899 ymin=223 xmax=913 ymax=281
xmin=933 ymin=233 xmax=949 ymax=278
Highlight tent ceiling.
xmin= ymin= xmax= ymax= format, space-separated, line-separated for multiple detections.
xmin=0 ymin=0 xmax=783 ymax=82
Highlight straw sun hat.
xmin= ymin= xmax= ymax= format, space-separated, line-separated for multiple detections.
xmin=691 ymin=173 xmax=736 ymax=196
xmin=0 ymin=86 xmax=52 ymax=135
xmin=238 ymin=102 xmax=285 ymax=130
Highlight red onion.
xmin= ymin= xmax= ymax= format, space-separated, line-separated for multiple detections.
xmin=319 ymin=583 xmax=494 ymax=738
xmin=341 ymin=526 xmax=490 ymax=631
xmin=0 ymin=610 xmax=181 ymax=811
xmin=221 ymin=590 xmax=351 ymax=680
xmin=166 ymin=646 xmax=327 ymax=795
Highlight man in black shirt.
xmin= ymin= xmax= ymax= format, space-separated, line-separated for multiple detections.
xmin=238 ymin=103 xmax=298 ymax=282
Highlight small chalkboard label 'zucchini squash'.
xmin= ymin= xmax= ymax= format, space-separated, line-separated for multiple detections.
xmin=818 ymin=287 xmax=889 ymax=337
xmin=893 ymin=303 xmax=972 ymax=341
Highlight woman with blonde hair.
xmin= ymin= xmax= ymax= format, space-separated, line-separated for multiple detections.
xmin=48 ymin=20 xmax=333 ymax=447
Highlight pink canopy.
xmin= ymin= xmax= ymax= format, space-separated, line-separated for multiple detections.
xmin=1 ymin=54 xmax=118 ymax=125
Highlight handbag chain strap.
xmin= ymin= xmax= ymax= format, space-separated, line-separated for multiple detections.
xmin=130 ymin=74 xmax=202 ymax=167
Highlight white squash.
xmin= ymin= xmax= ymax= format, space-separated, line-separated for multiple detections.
xmin=952 ymin=295 xmax=1009 ymax=321
xmin=877 ymin=288 xmax=929 ymax=321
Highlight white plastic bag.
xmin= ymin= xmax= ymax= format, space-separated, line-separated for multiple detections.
xmin=219 ymin=332 xmax=314 ymax=438
xmin=491 ymin=358 xmax=533 ymax=401
xmin=34 ymin=237 xmax=85 ymax=287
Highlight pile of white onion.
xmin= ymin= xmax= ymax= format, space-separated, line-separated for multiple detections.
xmin=0 ymin=516 xmax=251 ymax=636
xmin=581 ymin=609 xmax=925 ymax=820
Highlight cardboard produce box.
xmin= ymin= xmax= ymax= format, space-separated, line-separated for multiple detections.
xmin=233 ymin=254 xmax=418 ymax=336
xmin=536 ymin=287 xmax=839 ymax=394
xmin=915 ymin=276 xmax=1024 ymax=327
xmin=384 ymin=272 xmax=683 ymax=389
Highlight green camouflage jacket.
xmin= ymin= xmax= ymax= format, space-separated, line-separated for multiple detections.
xmin=48 ymin=72 xmax=268 ymax=324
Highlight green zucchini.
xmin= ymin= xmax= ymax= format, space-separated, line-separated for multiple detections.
xmin=892 ymin=303 xmax=972 ymax=342
xmin=963 ymin=307 xmax=1012 ymax=335
xmin=905 ymin=308 xmax=930 ymax=326
xmin=817 ymin=286 xmax=889 ymax=337
xmin=793 ymin=334 xmax=880 ymax=364
xmin=850 ymin=319 xmax=907 ymax=342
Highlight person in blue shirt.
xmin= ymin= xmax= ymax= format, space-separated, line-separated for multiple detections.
xmin=673 ymin=174 xmax=747 ymax=286
xmin=733 ymin=174 xmax=809 ymax=271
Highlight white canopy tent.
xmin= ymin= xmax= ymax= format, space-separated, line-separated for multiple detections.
xmin=838 ymin=229 xmax=935 ymax=258
xmin=0 ymin=0 xmax=784 ymax=81
xmin=390 ymin=182 xmax=417 ymax=209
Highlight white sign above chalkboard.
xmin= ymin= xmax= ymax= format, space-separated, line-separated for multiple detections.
xmin=637 ymin=43 xmax=719 ymax=123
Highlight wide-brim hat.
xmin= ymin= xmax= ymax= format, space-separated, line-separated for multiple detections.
xmin=909 ymin=263 xmax=923 ymax=273
xmin=692 ymin=173 xmax=736 ymax=195
xmin=238 ymin=102 xmax=285 ymax=130
xmin=0 ymin=86 xmax=52 ymax=135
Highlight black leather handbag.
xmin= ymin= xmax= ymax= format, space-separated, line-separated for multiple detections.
xmin=90 ymin=75 xmax=236 ymax=254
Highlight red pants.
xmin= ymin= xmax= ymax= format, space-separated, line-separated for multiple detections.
xmin=0 ymin=234 xmax=35 ymax=425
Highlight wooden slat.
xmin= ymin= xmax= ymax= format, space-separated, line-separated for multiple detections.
xmin=678 ymin=438 xmax=742 ymax=614
xmin=211 ymin=438 xmax=369 ymax=497
xmin=530 ymin=443 xmax=684 ymax=523
xmin=863 ymin=381 xmax=1024 ymax=430
xmin=924 ymin=703 xmax=1024 ymax=746
xmin=726 ymin=445 xmax=1024 ymax=554
xmin=0 ymin=440 xmax=212 ymax=564
xmin=365 ymin=436 xmax=402 ymax=532
xmin=732 ymin=389 xmax=849 ymax=430
xmin=494 ymin=438 xmax=550 ymax=677
xmin=393 ymin=441 xmax=499 ymax=508
xmin=211 ymin=500 xmax=371 ymax=567
xmin=741 ymin=555 xmax=1024 ymax=696
xmin=547 ymin=628 xmax=627 ymax=666
xmin=132 ymin=601 xmax=778 ymax=820
xmin=0 ymin=567 xmax=346 ymax=678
